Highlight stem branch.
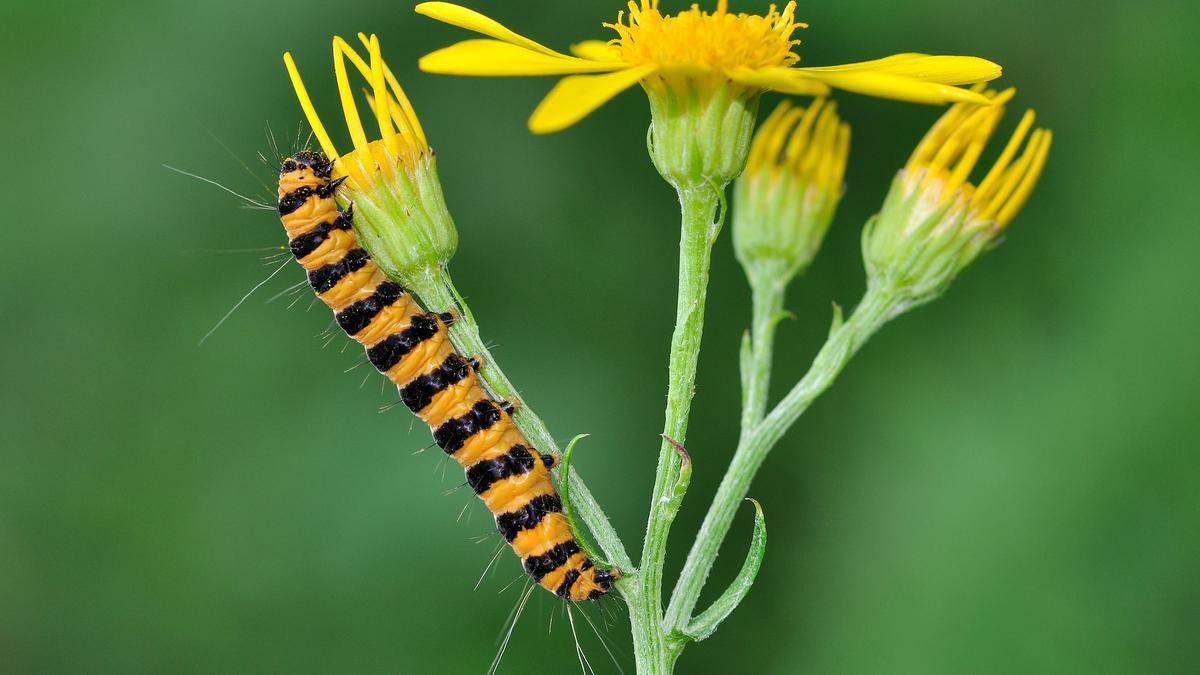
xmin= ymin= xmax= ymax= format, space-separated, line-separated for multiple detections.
xmin=666 ymin=284 xmax=899 ymax=630
xmin=740 ymin=261 xmax=789 ymax=433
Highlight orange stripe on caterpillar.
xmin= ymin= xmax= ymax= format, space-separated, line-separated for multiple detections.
xmin=276 ymin=151 xmax=617 ymax=601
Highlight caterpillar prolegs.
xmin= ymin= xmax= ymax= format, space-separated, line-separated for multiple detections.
xmin=276 ymin=151 xmax=616 ymax=601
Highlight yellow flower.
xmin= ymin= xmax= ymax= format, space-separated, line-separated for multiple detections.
xmin=863 ymin=87 xmax=1053 ymax=304
xmin=283 ymin=34 xmax=458 ymax=282
xmin=415 ymin=1 xmax=1002 ymax=134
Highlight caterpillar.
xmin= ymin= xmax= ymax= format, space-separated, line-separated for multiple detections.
xmin=276 ymin=150 xmax=616 ymax=601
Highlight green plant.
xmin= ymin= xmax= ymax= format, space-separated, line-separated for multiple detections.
xmin=277 ymin=5 xmax=1050 ymax=672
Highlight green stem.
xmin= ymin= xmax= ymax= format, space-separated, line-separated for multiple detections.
xmin=665 ymin=284 xmax=900 ymax=631
xmin=410 ymin=266 xmax=633 ymax=571
xmin=630 ymin=183 xmax=724 ymax=675
xmin=740 ymin=262 xmax=789 ymax=433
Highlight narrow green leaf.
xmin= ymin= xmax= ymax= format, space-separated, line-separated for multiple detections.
xmin=828 ymin=302 xmax=845 ymax=337
xmin=739 ymin=329 xmax=753 ymax=410
xmin=662 ymin=434 xmax=693 ymax=509
xmin=773 ymin=308 xmax=797 ymax=330
xmin=557 ymin=434 xmax=612 ymax=568
xmin=683 ymin=498 xmax=767 ymax=642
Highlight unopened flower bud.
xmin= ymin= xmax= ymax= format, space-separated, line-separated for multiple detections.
xmin=863 ymin=88 xmax=1051 ymax=307
xmin=734 ymin=99 xmax=849 ymax=286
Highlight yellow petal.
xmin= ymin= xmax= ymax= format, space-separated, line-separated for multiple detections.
xmin=801 ymin=53 xmax=929 ymax=71
xmin=419 ymin=39 xmax=626 ymax=76
xmin=995 ymin=130 xmax=1052 ymax=227
xmin=332 ymin=37 xmax=370 ymax=158
xmin=282 ymin=52 xmax=338 ymax=160
xmin=976 ymin=109 xmax=1036 ymax=199
xmin=414 ymin=2 xmax=570 ymax=58
xmin=355 ymin=32 xmax=427 ymax=150
xmin=529 ymin=64 xmax=658 ymax=134
xmin=570 ymin=40 xmax=622 ymax=62
xmin=801 ymin=54 xmax=1001 ymax=85
xmin=795 ymin=69 xmax=993 ymax=105
xmin=726 ymin=66 xmax=832 ymax=96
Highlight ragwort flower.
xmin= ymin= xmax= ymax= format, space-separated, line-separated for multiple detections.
xmin=416 ymin=1 xmax=1000 ymax=186
xmin=416 ymin=1 xmax=1001 ymax=132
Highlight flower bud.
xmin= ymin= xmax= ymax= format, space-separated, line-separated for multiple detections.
xmin=733 ymin=99 xmax=849 ymax=286
xmin=343 ymin=147 xmax=458 ymax=287
xmin=284 ymin=33 xmax=457 ymax=287
xmin=863 ymin=88 xmax=1051 ymax=307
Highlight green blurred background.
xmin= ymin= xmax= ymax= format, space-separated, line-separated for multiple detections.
xmin=3 ymin=0 xmax=1198 ymax=672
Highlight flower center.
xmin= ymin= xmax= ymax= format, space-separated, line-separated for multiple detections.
xmin=606 ymin=0 xmax=803 ymax=72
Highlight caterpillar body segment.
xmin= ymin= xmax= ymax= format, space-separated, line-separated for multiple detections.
xmin=276 ymin=151 xmax=616 ymax=601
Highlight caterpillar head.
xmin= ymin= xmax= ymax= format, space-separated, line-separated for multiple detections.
xmin=586 ymin=567 xmax=621 ymax=600
xmin=281 ymin=150 xmax=333 ymax=180
xmin=277 ymin=151 xmax=345 ymax=228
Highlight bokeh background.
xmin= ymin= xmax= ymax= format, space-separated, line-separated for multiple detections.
xmin=4 ymin=0 xmax=1198 ymax=672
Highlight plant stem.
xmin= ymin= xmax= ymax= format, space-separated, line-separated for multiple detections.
xmin=412 ymin=266 xmax=632 ymax=570
xmin=740 ymin=262 xmax=789 ymax=433
xmin=665 ymin=284 xmax=899 ymax=631
xmin=630 ymin=183 xmax=724 ymax=675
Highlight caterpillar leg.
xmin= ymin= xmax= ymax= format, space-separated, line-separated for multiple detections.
xmin=540 ymin=451 xmax=559 ymax=469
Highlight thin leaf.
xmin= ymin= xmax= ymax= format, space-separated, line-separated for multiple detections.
xmin=683 ymin=499 xmax=767 ymax=642
xmin=739 ymin=330 xmax=753 ymax=412
xmin=661 ymin=434 xmax=693 ymax=510
xmin=557 ymin=434 xmax=613 ymax=568
xmin=828 ymin=302 xmax=845 ymax=337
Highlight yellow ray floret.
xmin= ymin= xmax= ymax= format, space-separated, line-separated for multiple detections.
xmin=415 ymin=1 xmax=1003 ymax=133
xmin=283 ymin=34 xmax=428 ymax=188
xmin=747 ymin=98 xmax=849 ymax=190
xmin=906 ymin=87 xmax=1052 ymax=229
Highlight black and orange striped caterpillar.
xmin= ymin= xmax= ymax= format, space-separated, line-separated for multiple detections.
xmin=276 ymin=150 xmax=617 ymax=601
